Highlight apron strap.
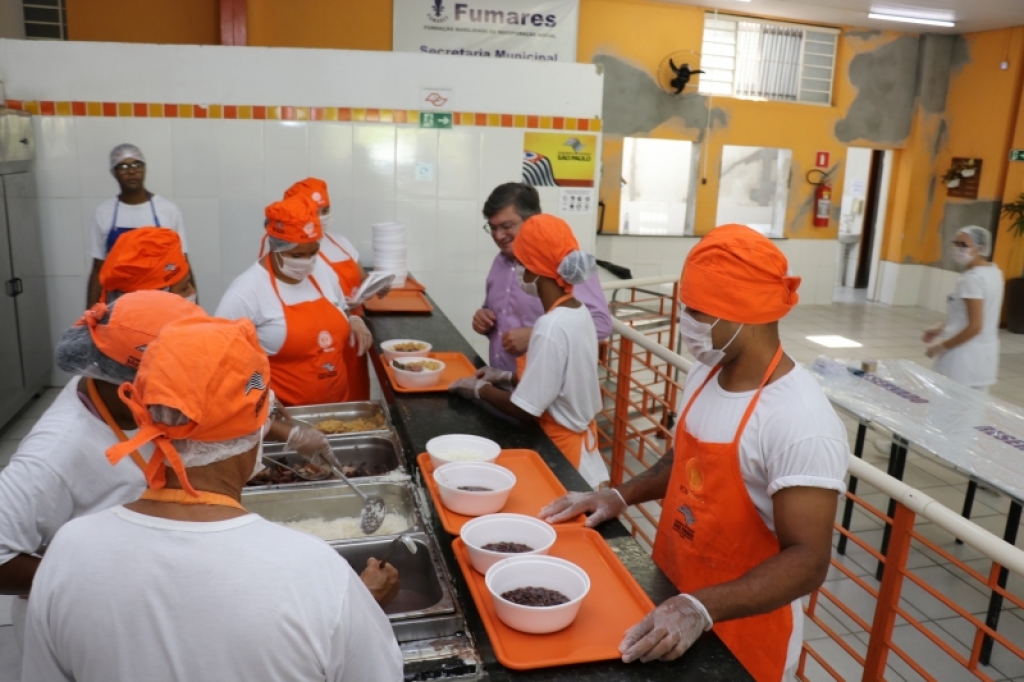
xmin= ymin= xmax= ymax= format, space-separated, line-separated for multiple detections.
xmin=731 ymin=345 xmax=785 ymax=446
xmin=322 ymin=233 xmax=356 ymax=262
xmin=546 ymin=292 xmax=575 ymax=313
xmin=86 ymin=378 xmax=148 ymax=473
xmin=140 ymin=487 xmax=246 ymax=511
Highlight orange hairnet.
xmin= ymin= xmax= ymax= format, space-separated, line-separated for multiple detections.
xmin=264 ymin=195 xmax=322 ymax=245
xmin=99 ymin=228 xmax=188 ymax=297
xmin=679 ymin=224 xmax=800 ymax=324
xmin=77 ymin=290 xmax=206 ymax=371
xmin=106 ymin=316 xmax=271 ymax=497
xmin=512 ymin=214 xmax=582 ymax=291
xmin=284 ymin=177 xmax=330 ymax=210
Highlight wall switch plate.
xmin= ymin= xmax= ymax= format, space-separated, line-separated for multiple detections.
xmin=415 ymin=162 xmax=435 ymax=182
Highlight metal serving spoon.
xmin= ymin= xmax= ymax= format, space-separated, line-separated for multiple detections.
xmin=327 ymin=463 xmax=387 ymax=535
xmin=378 ymin=533 xmax=418 ymax=569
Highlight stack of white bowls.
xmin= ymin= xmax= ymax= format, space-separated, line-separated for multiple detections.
xmin=372 ymin=222 xmax=407 ymax=287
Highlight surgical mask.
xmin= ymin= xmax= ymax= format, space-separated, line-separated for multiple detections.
xmin=277 ymin=253 xmax=316 ymax=280
xmin=183 ymin=293 xmax=197 ymax=304
xmin=320 ymin=211 xmax=332 ymax=231
xmin=251 ymin=435 xmax=266 ymax=479
xmin=678 ymin=311 xmax=742 ymax=367
xmin=952 ymin=246 xmax=975 ymax=267
xmin=515 ymin=263 xmax=538 ymax=298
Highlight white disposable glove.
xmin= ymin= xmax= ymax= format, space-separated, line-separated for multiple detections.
xmin=285 ymin=425 xmax=334 ymax=465
xmin=474 ymin=366 xmax=513 ymax=386
xmin=448 ymin=377 xmax=489 ymax=400
xmin=619 ymin=594 xmax=713 ymax=663
xmin=348 ymin=316 xmax=372 ymax=357
xmin=539 ymin=489 xmax=627 ymax=527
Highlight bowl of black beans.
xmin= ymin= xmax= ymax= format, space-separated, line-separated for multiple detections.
xmin=485 ymin=555 xmax=591 ymax=633
xmin=461 ymin=513 xmax=557 ymax=574
xmin=434 ymin=462 xmax=516 ymax=516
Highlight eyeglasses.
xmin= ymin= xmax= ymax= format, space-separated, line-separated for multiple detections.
xmin=482 ymin=220 xmax=521 ymax=235
xmin=952 ymin=241 xmax=971 ymax=248
xmin=113 ymin=161 xmax=145 ymax=173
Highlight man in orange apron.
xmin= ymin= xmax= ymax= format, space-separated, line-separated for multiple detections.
xmin=98 ymin=227 xmax=195 ymax=304
xmin=449 ymin=215 xmax=608 ymax=488
xmin=541 ymin=225 xmax=850 ymax=680
xmin=284 ymin=178 xmax=374 ymax=400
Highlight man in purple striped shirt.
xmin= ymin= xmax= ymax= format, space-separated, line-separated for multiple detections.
xmin=473 ymin=183 xmax=613 ymax=373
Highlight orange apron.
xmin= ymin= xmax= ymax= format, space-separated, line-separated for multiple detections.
xmin=514 ymin=294 xmax=597 ymax=470
xmin=264 ymin=255 xmax=350 ymax=406
xmin=651 ymin=346 xmax=792 ymax=682
xmin=319 ymin=235 xmax=370 ymax=401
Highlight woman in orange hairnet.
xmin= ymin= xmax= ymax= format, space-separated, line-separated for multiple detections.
xmin=98 ymin=227 xmax=196 ymax=304
xmin=449 ymin=214 xmax=608 ymax=488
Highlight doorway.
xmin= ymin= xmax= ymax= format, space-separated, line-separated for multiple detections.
xmin=833 ymin=147 xmax=894 ymax=303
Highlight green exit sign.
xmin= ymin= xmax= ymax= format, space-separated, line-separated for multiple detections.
xmin=419 ymin=112 xmax=452 ymax=129
xmin=1011 ymin=150 xmax=1024 ymax=161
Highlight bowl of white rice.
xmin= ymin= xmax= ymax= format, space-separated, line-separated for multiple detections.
xmin=426 ymin=434 xmax=501 ymax=469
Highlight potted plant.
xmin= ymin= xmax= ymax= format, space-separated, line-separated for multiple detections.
xmin=1000 ymin=193 xmax=1024 ymax=333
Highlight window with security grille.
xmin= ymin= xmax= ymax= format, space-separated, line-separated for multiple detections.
xmin=699 ymin=13 xmax=837 ymax=105
xmin=24 ymin=0 xmax=67 ymax=40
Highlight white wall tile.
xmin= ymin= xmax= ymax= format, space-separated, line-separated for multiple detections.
xmin=396 ymin=128 xmax=439 ymax=201
xmin=352 ymin=125 xmax=396 ymax=205
xmin=121 ymin=118 xmax=174 ymax=198
xmin=475 ymin=222 xmax=500 ymax=266
xmin=438 ymin=200 xmax=484 ymax=268
xmin=32 ymin=117 xmax=79 ymax=198
xmin=77 ymin=198 xmax=101 ymax=273
xmin=438 ymin=129 xmax=480 ymax=200
xmin=217 ymin=120 xmax=263 ymax=207
xmin=264 ymin=121 xmax=309 ymax=205
xmin=351 ymin=200 xmax=396 ymax=264
xmin=535 ymin=186 xmax=559 ymax=214
xmin=44 ymin=275 xmax=89 ymax=386
xmin=309 ymin=123 xmax=354 ymax=232
xmin=878 ymin=261 xmax=899 ymax=305
xmin=171 ymin=119 xmax=220 ymax=198
xmin=176 ymin=198 xmax=221 ymax=277
xmin=218 ymin=197 xmax=264 ymax=277
xmin=477 ymin=128 xmax=523 ymax=205
xmin=74 ymin=117 xmax=125 ymax=199
xmin=396 ymin=200 xmax=436 ymax=274
xmin=195 ymin=269 xmax=227 ymax=316
xmin=37 ymin=198 xmax=87 ymax=277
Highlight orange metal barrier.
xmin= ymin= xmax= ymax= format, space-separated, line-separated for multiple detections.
xmin=599 ymin=280 xmax=1024 ymax=682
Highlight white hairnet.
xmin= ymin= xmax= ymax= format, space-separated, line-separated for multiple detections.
xmin=557 ymin=250 xmax=597 ymax=285
xmin=957 ymin=225 xmax=992 ymax=258
xmin=149 ymin=404 xmax=263 ymax=469
xmin=267 ymin=236 xmax=299 ymax=253
xmin=110 ymin=143 xmax=145 ymax=170
xmin=54 ymin=306 xmax=136 ymax=384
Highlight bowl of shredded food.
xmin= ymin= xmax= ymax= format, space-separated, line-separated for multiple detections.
xmin=426 ymin=434 xmax=501 ymax=468
xmin=381 ymin=339 xmax=432 ymax=364
xmin=390 ymin=358 xmax=445 ymax=389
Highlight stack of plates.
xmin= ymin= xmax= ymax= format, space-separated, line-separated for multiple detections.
xmin=372 ymin=222 xmax=407 ymax=287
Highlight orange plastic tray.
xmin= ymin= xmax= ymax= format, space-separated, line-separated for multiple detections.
xmin=395 ymin=275 xmax=425 ymax=292
xmin=364 ymin=289 xmax=433 ymax=313
xmin=381 ymin=352 xmax=476 ymax=393
xmin=418 ymin=450 xmax=585 ymax=534
xmin=452 ymin=526 xmax=656 ymax=670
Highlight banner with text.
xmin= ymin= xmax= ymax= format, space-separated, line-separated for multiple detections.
xmin=523 ymin=132 xmax=596 ymax=188
xmin=394 ymin=0 xmax=579 ymax=63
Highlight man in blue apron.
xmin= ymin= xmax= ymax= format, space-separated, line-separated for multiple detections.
xmin=86 ymin=144 xmax=192 ymax=307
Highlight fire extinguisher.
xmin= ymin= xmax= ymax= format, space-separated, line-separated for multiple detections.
xmin=807 ymin=169 xmax=832 ymax=228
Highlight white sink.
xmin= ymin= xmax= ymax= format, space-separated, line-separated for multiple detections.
xmin=838 ymin=232 xmax=862 ymax=245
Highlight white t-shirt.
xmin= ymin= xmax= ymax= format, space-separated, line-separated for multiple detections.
xmin=0 ymin=378 xmax=151 ymax=679
xmin=90 ymin=195 xmax=187 ymax=260
xmin=216 ymin=258 xmax=349 ymax=355
xmin=934 ymin=264 xmax=1004 ymax=388
xmin=511 ymin=305 xmax=607 ymax=487
xmin=673 ymin=359 xmax=850 ymax=677
xmin=22 ymin=507 xmax=403 ymax=682
xmin=320 ymin=233 xmax=360 ymax=264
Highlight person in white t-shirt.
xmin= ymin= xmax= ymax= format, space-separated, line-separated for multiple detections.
xmin=87 ymin=144 xmax=192 ymax=307
xmin=541 ymin=224 xmax=849 ymax=681
xmin=449 ymin=214 xmax=608 ymax=488
xmin=22 ymin=317 xmax=403 ymax=682
xmin=923 ymin=225 xmax=1005 ymax=391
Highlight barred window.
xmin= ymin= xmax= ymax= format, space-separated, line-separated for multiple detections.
xmin=24 ymin=0 xmax=67 ymax=40
xmin=700 ymin=13 xmax=838 ymax=105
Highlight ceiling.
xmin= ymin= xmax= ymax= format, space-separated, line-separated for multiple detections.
xmin=665 ymin=0 xmax=1024 ymax=34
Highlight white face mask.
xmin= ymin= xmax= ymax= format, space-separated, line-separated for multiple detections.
xmin=952 ymin=245 xmax=975 ymax=267
xmin=320 ymin=211 xmax=332 ymax=231
xmin=251 ymin=435 xmax=266 ymax=479
xmin=515 ymin=262 xmax=539 ymax=298
xmin=183 ymin=293 xmax=197 ymax=304
xmin=277 ymin=253 xmax=316 ymax=280
xmin=678 ymin=311 xmax=742 ymax=367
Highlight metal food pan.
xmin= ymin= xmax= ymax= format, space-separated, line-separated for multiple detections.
xmin=260 ymin=432 xmax=405 ymax=474
xmin=278 ymin=400 xmax=393 ymax=437
xmin=242 ymin=481 xmax=423 ymax=540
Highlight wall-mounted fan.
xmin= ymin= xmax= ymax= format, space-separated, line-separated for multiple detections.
xmin=656 ymin=50 xmax=704 ymax=95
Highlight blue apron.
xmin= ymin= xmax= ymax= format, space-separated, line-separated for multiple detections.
xmin=105 ymin=194 xmax=161 ymax=254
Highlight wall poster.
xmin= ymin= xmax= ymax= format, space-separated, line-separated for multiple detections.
xmin=522 ymin=132 xmax=596 ymax=188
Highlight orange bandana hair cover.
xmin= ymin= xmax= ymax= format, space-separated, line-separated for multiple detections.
xmin=262 ymin=194 xmax=322 ymax=253
xmin=99 ymin=227 xmax=189 ymax=295
xmin=105 ymin=317 xmax=271 ymax=497
xmin=284 ymin=177 xmax=330 ymax=209
xmin=511 ymin=214 xmax=580 ymax=291
xmin=679 ymin=224 xmax=801 ymax=325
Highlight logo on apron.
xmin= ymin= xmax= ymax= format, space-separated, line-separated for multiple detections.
xmin=319 ymin=361 xmax=339 ymax=380
xmin=318 ymin=330 xmax=334 ymax=350
xmin=672 ymin=504 xmax=696 ymax=542
xmin=685 ymin=458 xmax=705 ymax=492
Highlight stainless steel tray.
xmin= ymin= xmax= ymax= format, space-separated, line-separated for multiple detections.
xmin=242 ymin=481 xmax=422 ymax=540
xmin=276 ymin=400 xmax=393 ymax=437
xmin=255 ymin=433 xmax=406 ymax=487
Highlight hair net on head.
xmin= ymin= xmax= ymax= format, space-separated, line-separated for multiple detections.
xmin=148 ymin=404 xmax=263 ymax=469
xmin=55 ymin=320 xmax=137 ymax=384
xmin=267 ymin=236 xmax=299 ymax=253
xmin=109 ymin=143 xmax=145 ymax=170
xmin=958 ymin=225 xmax=992 ymax=258
xmin=557 ymin=250 xmax=597 ymax=285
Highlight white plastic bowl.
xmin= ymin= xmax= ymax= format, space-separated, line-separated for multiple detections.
xmin=461 ymin=513 xmax=557 ymax=574
xmin=390 ymin=358 xmax=445 ymax=389
xmin=381 ymin=339 xmax=432 ymax=364
xmin=434 ymin=462 xmax=516 ymax=516
xmin=426 ymin=434 xmax=501 ymax=469
xmin=485 ymin=555 xmax=590 ymax=634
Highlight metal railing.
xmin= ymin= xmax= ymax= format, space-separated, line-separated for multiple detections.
xmin=598 ymin=276 xmax=1024 ymax=681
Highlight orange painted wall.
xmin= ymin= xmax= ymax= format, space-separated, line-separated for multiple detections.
xmin=247 ymin=0 xmax=392 ymax=50
xmin=66 ymin=0 xmax=219 ymax=44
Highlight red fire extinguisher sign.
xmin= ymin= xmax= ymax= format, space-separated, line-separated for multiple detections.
xmin=816 ymin=151 xmax=830 ymax=168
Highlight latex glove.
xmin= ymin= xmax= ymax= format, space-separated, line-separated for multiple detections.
xmin=472 ymin=308 xmax=497 ymax=335
xmin=449 ymin=377 xmax=489 ymax=400
xmin=285 ymin=425 xmax=333 ymax=464
xmin=921 ymin=328 xmax=941 ymax=344
xmin=361 ymin=558 xmax=400 ymax=607
xmin=539 ymin=489 xmax=627 ymax=528
xmin=348 ymin=316 xmax=372 ymax=357
xmin=926 ymin=343 xmax=946 ymax=359
xmin=619 ymin=594 xmax=712 ymax=663
xmin=501 ymin=327 xmax=532 ymax=355
xmin=474 ymin=366 xmax=513 ymax=386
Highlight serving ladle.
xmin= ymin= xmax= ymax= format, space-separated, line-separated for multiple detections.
xmin=326 ymin=463 xmax=387 ymax=535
